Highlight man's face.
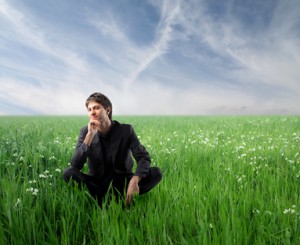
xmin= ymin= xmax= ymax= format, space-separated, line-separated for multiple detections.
xmin=87 ymin=101 xmax=110 ymax=124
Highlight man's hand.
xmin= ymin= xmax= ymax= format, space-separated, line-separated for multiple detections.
xmin=88 ymin=119 xmax=101 ymax=135
xmin=126 ymin=176 xmax=141 ymax=205
xmin=84 ymin=120 xmax=101 ymax=146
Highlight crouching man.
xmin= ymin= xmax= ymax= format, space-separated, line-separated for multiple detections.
xmin=62 ymin=92 xmax=162 ymax=206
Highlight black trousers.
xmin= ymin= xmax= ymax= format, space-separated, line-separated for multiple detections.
xmin=62 ymin=166 xmax=162 ymax=206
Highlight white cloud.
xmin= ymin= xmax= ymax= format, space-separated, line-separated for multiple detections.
xmin=112 ymin=80 xmax=300 ymax=116
xmin=0 ymin=0 xmax=299 ymax=115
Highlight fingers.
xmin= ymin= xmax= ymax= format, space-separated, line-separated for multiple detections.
xmin=126 ymin=193 xmax=132 ymax=205
xmin=126 ymin=187 xmax=133 ymax=205
xmin=90 ymin=120 xmax=101 ymax=127
xmin=126 ymin=190 xmax=138 ymax=205
xmin=88 ymin=120 xmax=101 ymax=133
xmin=126 ymin=179 xmax=140 ymax=205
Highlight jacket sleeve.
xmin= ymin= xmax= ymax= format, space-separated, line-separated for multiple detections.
xmin=70 ymin=127 xmax=89 ymax=170
xmin=128 ymin=126 xmax=151 ymax=178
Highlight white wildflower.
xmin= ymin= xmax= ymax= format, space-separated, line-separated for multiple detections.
xmin=32 ymin=189 xmax=38 ymax=196
xmin=284 ymin=208 xmax=295 ymax=214
xmin=14 ymin=198 xmax=21 ymax=207
xmin=26 ymin=188 xmax=38 ymax=196
xmin=49 ymin=156 xmax=56 ymax=160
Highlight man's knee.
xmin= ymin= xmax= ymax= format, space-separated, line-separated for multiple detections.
xmin=150 ymin=166 xmax=163 ymax=182
xmin=138 ymin=167 xmax=162 ymax=195
xmin=62 ymin=167 xmax=79 ymax=182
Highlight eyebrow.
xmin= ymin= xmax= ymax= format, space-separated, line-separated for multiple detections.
xmin=87 ymin=104 xmax=101 ymax=110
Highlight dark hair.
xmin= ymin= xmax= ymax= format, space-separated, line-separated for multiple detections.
xmin=85 ymin=92 xmax=112 ymax=119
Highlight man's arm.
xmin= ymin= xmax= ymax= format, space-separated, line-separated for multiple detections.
xmin=126 ymin=125 xmax=151 ymax=205
xmin=70 ymin=127 xmax=90 ymax=170
xmin=71 ymin=120 xmax=100 ymax=169
xmin=128 ymin=126 xmax=151 ymax=177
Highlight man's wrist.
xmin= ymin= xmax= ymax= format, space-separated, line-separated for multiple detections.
xmin=84 ymin=132 xmax=95 ymax=146
xmin=133 ymin=175 xmax=142 ymax=182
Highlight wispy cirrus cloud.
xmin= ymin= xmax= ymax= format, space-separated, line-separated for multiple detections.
xmin=173 ymin=0 xmax=300 ymax=93
xmin=0 ymin=0 xmax=299 ymax=115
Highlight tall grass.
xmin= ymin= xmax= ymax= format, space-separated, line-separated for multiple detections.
xmin=0 ymin=115 xmax=299 ymax=244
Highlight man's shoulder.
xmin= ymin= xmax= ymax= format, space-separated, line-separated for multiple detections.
xmin=112 ymin=120 xmax=133 ymax=134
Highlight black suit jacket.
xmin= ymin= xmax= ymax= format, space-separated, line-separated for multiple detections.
xmin=70 ymin=120 xmax=151 ymax=178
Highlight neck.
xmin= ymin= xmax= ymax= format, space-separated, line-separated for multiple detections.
xmin=100 ymin=119 xmax=112 ymax=136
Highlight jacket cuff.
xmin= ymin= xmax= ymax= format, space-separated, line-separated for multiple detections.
xmin=81 ymin=143 xmax=89 ymax=152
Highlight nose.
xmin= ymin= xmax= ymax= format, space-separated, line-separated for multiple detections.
xmin=90 ymin=109 xmax=96 ymax=115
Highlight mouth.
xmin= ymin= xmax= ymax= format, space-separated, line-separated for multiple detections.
xmin=90 ymin=117 xmax=102 ymax=125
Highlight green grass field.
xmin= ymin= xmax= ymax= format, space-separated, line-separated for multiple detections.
xmin=0 ymin=115 xmax=299 ymax=244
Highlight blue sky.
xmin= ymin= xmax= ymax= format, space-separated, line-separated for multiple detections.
xmin=1 ymin=0 xmax=300 ymax=115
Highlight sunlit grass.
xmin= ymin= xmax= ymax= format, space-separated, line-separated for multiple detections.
xmin=0 ymin=115 xmax=299 ymax=244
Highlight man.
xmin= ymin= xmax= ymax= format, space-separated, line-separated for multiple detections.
xmin=63 ymin=92 xmax=162 ymax=206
